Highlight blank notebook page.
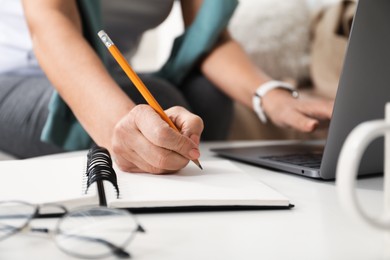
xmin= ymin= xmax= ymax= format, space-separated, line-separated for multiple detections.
xmin=0 ymin=157 xmax=289 ymax=209
xmin=0 ymin=157 xmax=95 ymax=205
xmin=108 ymin=160 xmax=290 ymax=208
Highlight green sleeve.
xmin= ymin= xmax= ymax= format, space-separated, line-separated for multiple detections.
xmin=154 ymin=0 xmax=238 ymax=85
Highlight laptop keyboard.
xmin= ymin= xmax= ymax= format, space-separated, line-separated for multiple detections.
xmin=260 ymin=153 xmax=323 ymax=169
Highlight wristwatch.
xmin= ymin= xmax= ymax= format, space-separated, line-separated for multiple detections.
xmin=252 ymin=80 xmax=299 ymax=123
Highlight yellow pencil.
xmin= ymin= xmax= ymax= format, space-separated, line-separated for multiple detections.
xmin=98 ymin=30 xmax=202 ymax=170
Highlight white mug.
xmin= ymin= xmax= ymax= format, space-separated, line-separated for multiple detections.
xmin=336 ymin=103 xmax=390 ymax=230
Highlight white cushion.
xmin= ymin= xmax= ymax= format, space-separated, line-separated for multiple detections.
xmin=229 ymin=0 xmax=311 ymax=82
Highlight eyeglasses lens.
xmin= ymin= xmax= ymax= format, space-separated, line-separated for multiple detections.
xmin=55 ymin=207 xmax=138 ymax=259
xmin=0 ymin=201 xmax=36 ymax=241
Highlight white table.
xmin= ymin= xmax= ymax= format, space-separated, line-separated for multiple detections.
xmin=0 ymin=141 xmax=387 ymax=260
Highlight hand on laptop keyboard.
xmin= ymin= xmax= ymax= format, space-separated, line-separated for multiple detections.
xmin=262 ymin=89 xmax=334 ymax=132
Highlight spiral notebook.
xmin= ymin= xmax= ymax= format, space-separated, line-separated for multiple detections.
xmin=0 ymin=147 xmax=292 ymax=212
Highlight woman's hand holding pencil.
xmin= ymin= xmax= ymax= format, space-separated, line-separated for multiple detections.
xmin=98 ymin=30 xmax=204 ymax=173
xmin=111 ymin=105 xmax=203 ymax=174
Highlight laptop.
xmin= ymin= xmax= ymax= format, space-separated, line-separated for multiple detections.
xmin=211 ymin=0 xmax=390 ymax=180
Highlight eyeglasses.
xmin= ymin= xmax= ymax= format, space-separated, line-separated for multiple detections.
xmin=0 ymin=201 xmax=145 ymax=259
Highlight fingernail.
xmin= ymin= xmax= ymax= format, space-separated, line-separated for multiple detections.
xmin=307 ymin=121 xmax=319 ymax=131
xmin=189 ymin=148 xmax=200 ymax=159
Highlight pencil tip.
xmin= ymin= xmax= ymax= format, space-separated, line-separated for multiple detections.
xmin=192 ymin=159 xmax=203 ymax=170
xmin=196 ymin=161 xmax=203 ymax=170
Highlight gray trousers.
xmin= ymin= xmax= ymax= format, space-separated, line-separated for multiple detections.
xmin=0 ymin=71 xmax=232 ymax=158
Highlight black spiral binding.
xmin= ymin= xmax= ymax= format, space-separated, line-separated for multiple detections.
xmin=85 ymin=145 xmax=120 ymax=206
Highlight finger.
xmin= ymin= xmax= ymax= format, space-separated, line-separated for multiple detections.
xmin=123 ymin=129 xmax=191 ymax=172
xmin=111 ymin=125 xmax=150 ymax=173
xmin=282 ymin=109 xmax=319 ymax=132
xmin=165 ymin=106 xmax=204 ymax=143
xmin=113 ymin=150 xmax=143 ymax=173
xmin=114 ymin=148 xmax=178 ymax=174
xmin=133 ymin=105 xmax=201 ymax=160
xmin=296 ymin=99 xmax=334 ymax=120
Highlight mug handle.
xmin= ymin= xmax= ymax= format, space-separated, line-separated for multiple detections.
xmin=336 ymin=120 xmax=390 ymax=229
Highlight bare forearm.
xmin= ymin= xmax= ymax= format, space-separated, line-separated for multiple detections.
xmin=23 ymin=0 xmax=134 ymax=149
xmin=200 ymin=34 xmax=271 ymax=109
